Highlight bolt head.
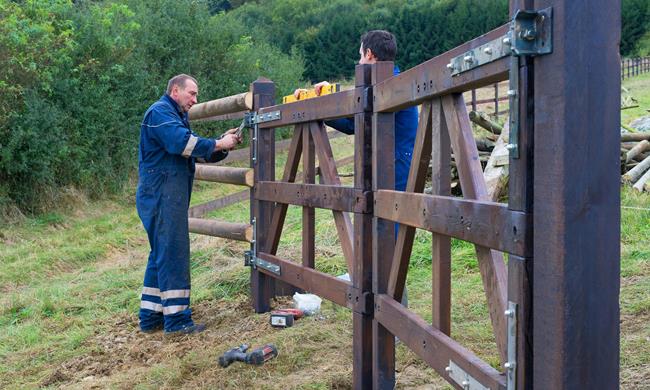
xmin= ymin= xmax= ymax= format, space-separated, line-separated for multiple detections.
xmin=446 ymin=63 xmax=454 ymax=70
xmin=503 ymin=37 xmax=512 ymax=45
xmin=445 ymin=366 xmax=452 ymax=372
xmin=463 ymin=55 xmax=474 ymax=63
xmin=507 ymin=89 xmax=517 ymax=96
xmin=506 ymin=144 xmax=516 ymax=151
xmin=484 ymin=47 xmax=493 ymax=55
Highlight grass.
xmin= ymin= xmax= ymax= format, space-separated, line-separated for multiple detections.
xmin=1 ymin=77 xmax=649 ymax=388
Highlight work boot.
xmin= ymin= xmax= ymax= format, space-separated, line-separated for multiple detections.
xmin=164 ymin=323 xmax=206 ymax=338
xmin=140 ymin=323 xmax=164 ymax=334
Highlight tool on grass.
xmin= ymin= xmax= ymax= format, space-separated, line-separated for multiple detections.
xmin=270 ymin=308 xmax=304 ymax=328
xmin=282 ymin=83 xmax=340 ymax=104
xmin=218 ymin=344 xmax=278 ymax=367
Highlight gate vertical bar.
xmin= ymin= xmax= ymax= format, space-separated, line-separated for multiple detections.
xmin=250 ymin=78 xmax=276 ymax=313
xmin=431 ymin=98 xmax=451 ymax=335
xmin=508 ymin=1 xmax=534 ymax=388
xmin=372 ymin=61 xmax=396 ymax=389
xmin=352 ymin=63 xmax=373 ymax=389
xmin=302 ymin=125 xmax=315 ymax=269
xmin=533 ymin=1 xmax=621 ymax=388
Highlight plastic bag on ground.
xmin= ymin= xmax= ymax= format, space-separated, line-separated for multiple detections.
xmin=292 ymin=292 xmax=322 ymax=315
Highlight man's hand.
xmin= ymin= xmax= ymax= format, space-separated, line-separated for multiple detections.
xmin=216 ymin=133 xmax=240 ymax=151
xmin=293 ymin=81 xmax=331 ymax=100
xmin=313 ymin=81 xmax=330 ymax=96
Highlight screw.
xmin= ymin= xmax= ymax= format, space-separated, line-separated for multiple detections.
xmin=463 ymin=55 xmax=474 ymax=63
xmin=504 ymin=309 xmax=514 ymax=317
xmin=483 ymin=47 xmax=493 ymax=55
xmin=446 ymin=63 xmax=454 ymax=70
xmin=503 ymin=37 xmax=512 ymax=45
xmin=462 ymin=380 xmax=470 ymax=389
xmin=505 ymin=361 xmax=516 ymax=369
xmin=506 ymin=144 xmax=516 ymax=151
xmin=445 ymin=366 xmax=452 ymax=373
xmin=507 ymin=89 xmax=517 ymax=96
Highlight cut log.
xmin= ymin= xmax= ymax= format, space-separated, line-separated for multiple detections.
xmin=469 ymin=110 xmax=503 ymax=134
xmin=188 ymin=218 xmax=253 ymax=242
xmin=188 ymin=92 xmax=252 ymax=121
xmin=194 ymin=165 xmax=254 ymax=187
xmin=622 ymin=155 xmax=650 ymax=184
xmin=621 ymin=132 xmax=650 ymax=142
xmin=484 ymin=122 xmax=510 ymax=201
xmin=632 ymin=168 xmax=650 ymax=192
xmin=475 ymin=138 xmax=496 ymax=152
xmin=625 ymin=140 xmax=650 ymax=163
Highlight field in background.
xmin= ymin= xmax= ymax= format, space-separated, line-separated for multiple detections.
xmin=1 ymin=78 xmax=649 ymax=388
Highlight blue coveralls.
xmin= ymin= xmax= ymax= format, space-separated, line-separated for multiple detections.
xmin=136 ymin=94 xmax=228 ymax=332
xmin=326 ymin=66 xmax=419 ymax=192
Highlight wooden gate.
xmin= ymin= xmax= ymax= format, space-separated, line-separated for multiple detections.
xmin=191 ymin=0 xmax=620 ymax=388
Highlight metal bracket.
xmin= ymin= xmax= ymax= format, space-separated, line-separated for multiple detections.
xmin=244 ymin=250 xmax=281 ymax=276
xmin=247 ymin=110 xmax=281 ymax=125
xmin=505 ymin=301 xmax=518 ymax=390
xmin=362 ymin=86 xmax=373 ymax=112
xmin=448 ymin=7 xmax=552 ymax=77
xmin=346 ymin=286 xmax=374 ymax=315
xmin=445 ymin=360 xmax=490 ymax=390
xmin=448 ymin=35 xmax=513 ymax=76
xmin=511 ymin=7 xmax=553 ymax=57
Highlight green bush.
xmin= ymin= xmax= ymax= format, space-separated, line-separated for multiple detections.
xmin=0 ymin=0 xmax=303 ymax=216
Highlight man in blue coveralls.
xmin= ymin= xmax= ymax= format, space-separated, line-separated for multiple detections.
xmin=296 ymin=30 xmax=418 ymax=304
xmin=136 ymin=74 xmax=240 ymax=335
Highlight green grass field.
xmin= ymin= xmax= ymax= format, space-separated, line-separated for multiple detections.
xmin=1 ymin=77 xmax=649 ymax=388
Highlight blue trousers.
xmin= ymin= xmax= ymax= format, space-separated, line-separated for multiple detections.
xmin=136 ymin=169 xmax=194 ymax=332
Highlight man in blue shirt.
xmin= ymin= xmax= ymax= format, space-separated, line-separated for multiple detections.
xmin=136 ymin=74 xmax=240 ymax=335
xmin=296 ymin=30 xmax=418 ymax=304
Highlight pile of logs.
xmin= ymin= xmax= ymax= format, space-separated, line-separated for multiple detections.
xmin=621 ymin=132 xmax=650 ymax=192
xmin=426 ymin=110 xmax=509 ymax=201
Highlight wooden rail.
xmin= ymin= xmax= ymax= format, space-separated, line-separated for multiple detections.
xmin=188 ymin=218 xmax=252 ymax=242
xmin=188 ymin=92 xmax=252 ymax=121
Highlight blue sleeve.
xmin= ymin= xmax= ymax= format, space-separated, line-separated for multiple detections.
xmin=325 ymin=118 xmax=355 ymax=135
xmin=144 ymin=107 xmax=216 ymax=160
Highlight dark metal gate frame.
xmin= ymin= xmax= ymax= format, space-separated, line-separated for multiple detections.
xmin=245 ymin=1 xmax=620 ymax=388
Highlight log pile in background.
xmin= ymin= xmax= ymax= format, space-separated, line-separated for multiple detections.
xmin=621 ymin=132 xmax=650 ymax=192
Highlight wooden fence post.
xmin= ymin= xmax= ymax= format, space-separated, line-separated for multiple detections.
xmin=352 ymin=63 xmax=373 ymax=389
xmin=372 ymin=61 xmax=396 ymax=389
xmin=250 ymin=78 xmax=276 ymax=313
xmin=533 ymin=0 xmax=620 ymax=388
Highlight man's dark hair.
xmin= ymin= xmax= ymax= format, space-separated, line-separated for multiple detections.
xmin=166 ymin=74 xmax=198 ymax=94
xmin=360 ymin=30 xmax=397 ymax=61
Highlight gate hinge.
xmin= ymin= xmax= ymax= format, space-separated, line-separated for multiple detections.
xmin=245 ymin=110 xmax=281 ymax=126
xmin=511 ymin=7 xmax=553 ymax=57
xmin=346 ymin=286 xmax=373 ymax=315
xmin=447 ymin=7 xmax=552 ymax=76
xmin=445 ymin=360 xmax=490 ymax=390
xmin=505 ymin=301 xmax=518 ymax=390
xmin=244 ymin=250 xmax=281 ymax=276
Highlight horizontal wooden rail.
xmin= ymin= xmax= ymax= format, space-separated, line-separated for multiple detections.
xmin=255 ymin=182 xmax=370 ymax=213
xmin=257 ymin=252 xmax=355 ymax=310
xmin=195 ymin=165 xmax=254 ymax=187
xmin=374 ymin=190 xmax=531 ymax=257
xmin=191 ymin=110 xmax=247 ymax=123
xmin=257 ymin=89 xmax=361 ymax=128
xmin=374 ymin=24 xmax=510 ymax=112
xmin=375 ymin=295 xmax=506 ymax=390
xmin=188 ymin=92 xmax=252 ymax=121
xmin=188 ymin=218 xmax=252 ymax=242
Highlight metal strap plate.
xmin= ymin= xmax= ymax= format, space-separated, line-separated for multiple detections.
xmin=449 ymin=35 xmax=513 ymax=76
xmin=446 ymin=360 xmax=491 ymax=390
xmin=249 ymin=110 xmax=281 ymax=125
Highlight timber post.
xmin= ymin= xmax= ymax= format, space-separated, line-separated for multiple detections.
xmin=533 ymin=0 xmax=620 ymax=388
xmin=352 ymin=63 xmax=374 ymax=388
xmin=371 ymin=61 xmax=396 ymax=389
xmin=250 ymin=77 xmax=276 ymax=313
